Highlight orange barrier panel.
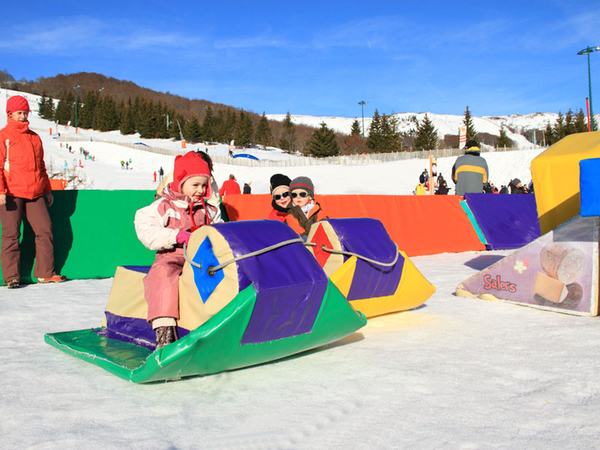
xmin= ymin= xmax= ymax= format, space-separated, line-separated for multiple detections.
xmin=222 ymin=194 xmax=485 ymax=256
xmin=49 ymin=179 xmax=67 ymax=190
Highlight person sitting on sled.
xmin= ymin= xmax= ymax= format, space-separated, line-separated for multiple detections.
xmin=134 ymin=151 xmax=217 ymax=349
xmin=285 ymin=176 xmax=323 ymax=240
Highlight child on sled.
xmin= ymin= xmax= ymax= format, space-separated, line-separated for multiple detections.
xmin=285 ymin=176 xmax=323 ymax=240
xmin=134 ymin=151 xmax=218 ymax=349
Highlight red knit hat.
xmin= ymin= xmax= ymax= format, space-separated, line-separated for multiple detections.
xmin=172 ymin=151 xmax=212 ymax=198
xmin=6 ymin=95 xmax=30 ymax=114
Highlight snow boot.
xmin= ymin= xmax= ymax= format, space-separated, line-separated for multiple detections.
xmin=155 ymin=326 xmax=178 ymax=349
xmin=6 ymin=279 xmax=21 ymax=289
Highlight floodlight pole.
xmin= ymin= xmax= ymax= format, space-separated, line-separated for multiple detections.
xmin=73 ymin=84 xmax=81 ymax=132
xmin=358 ymin=100 xmax=368 ymax=154
xmin=577 ymin=46 xmax=600 ymax=131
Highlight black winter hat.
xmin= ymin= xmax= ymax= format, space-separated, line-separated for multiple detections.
xmin=465 ymin=140 xmax=479 ymax=150
xmin=270 ymin=173 xmax=291 ymax=193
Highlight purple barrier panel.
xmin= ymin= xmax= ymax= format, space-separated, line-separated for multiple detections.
xmin=213 ymin=221 xmax=328 ymax=345
xmin=464 ymin=193 xmax=541 ymax=250
xmin=327 ymin=219 xmax=404 ymax=301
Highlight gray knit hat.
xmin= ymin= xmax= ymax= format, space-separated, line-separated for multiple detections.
xmin=289 ymin=176 xmax=314 ymax=197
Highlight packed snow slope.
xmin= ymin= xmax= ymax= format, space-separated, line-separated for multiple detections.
xmin=1 ymin=89 xmax=544 ymax=194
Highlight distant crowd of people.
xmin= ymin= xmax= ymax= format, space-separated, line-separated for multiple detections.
xmin=414 ymin=140 xmax=534 ymax=196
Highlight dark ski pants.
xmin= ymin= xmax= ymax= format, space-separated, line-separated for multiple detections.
xmin=0 ymin=195 xmax=55 ymax=283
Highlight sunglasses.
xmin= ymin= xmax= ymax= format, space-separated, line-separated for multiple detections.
xmin=291 ymin=191 xmax=309 ymax=198
xmin=273 ymin=192 xmax=290 ymax=200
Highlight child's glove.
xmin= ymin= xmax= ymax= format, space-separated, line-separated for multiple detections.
xmin=176 ymin=230 xmax=192 ymax=245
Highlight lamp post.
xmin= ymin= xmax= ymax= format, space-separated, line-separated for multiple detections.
xmin=577 ymin=46 xmax=600 ymax=131
xmin=358 ymin=100 xmax=368 ymax=138
xmin=73 ymin=84 xmax=81 ymax=132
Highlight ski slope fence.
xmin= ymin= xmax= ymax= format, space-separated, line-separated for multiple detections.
xmin=50 ymin=133 xmax=539 ymax=168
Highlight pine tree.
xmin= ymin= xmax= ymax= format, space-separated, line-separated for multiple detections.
xmin=308 ymin=122 xmax=340 ymax=157
xmin=120 ymin=106 xmax=136 ymax=135
xmin=495 ymin=125 xmax=513 ymax=148
xmin=234 ymin=110 xmax=253 ymax=146
xmin=413 ymin=114 xmax=439 ymax=151
xmin=183 ymin=115 xmax=202 ymax=142
xmin=255 ymin=112 xmax=274 ymax=146
xmin=38 ymin=92 xmax=48 ymax=118
xmin=95 ymin=94 xmax=120 ymax=131
xmin=381 ymin=114 xmax=403 ymax=152
xmin=218 ymin=109 xmax=237 ymax=143
xmin=154 ymin=102 xmax=169 ymax=139
xmin=54 ymin=92 xmax=74 ymax=125
xmin=46 ymin=94 xmax=55 ymax=120
xmin=202 ymin=106 xmax=218 ymax=142
xmin=564 ymin=109 xmax=576 ymax=136
xmin=574 ymin=109 xmax=587 ymax=133
xmin=350 ymin=119 xmax=361 ymax=136
xmin=544 ymin=122 xmax=555 ymax=146
xmin=342 ymin=118 xmax=364 ymax=155
xmin=80 ymin=90 xmax=100 ymax=129
xmin=279 ymin=112 xmax=297 ymax=152
xmin=553 ymin=112 xmax=566 ymax=140
xmin=464 ymin=106 xmax=478 ymax=141
xmin=366 ymin=109 xmax=384 ymax=153
xmin=37 ymin=91 xmax=55 ymax=120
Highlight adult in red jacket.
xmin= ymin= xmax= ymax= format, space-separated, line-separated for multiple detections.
xmin=0 ymin=96 xmax=66 ymax=288
xmin=219 ymin=174 xmax=241 ymax=196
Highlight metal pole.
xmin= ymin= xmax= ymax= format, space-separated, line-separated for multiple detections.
xmin=358 ymin=100 xmax=368 ymax=154
xmin=578 ymin=46 xmax=600 ymax=131
xmin=587 ymin=52 xmax=595 ymax=131
xmin=73 ymin=84 xmax=81 ymax=132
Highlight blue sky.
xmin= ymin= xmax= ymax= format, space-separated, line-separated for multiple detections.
xmin=1 ymin=1 xmax=599 ymax=118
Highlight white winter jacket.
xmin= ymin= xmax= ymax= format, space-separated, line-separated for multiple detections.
xmin=135 ymin=183 xmax=219 ymax=251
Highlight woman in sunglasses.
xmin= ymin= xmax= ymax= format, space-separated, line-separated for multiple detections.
xmin=267 ymin=173 xmax=292 ymax=222
xmin=285 ymin=176 xmax=322 ymax=240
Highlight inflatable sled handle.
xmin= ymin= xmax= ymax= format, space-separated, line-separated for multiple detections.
xmin=305 ymin=242 xmax=400 ymax=267
xmin=183 ymin=237 xmax=305 ymax=275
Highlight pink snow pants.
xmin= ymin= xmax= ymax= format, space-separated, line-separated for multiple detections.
xmin=143 ymin=250 xmax=185 ymax=322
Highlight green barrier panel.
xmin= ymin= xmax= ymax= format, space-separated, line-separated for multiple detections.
xmin=0 ymin=190 xmax=157 ymax=283
xmin=45 ymin=281 xmax=367 ymax=383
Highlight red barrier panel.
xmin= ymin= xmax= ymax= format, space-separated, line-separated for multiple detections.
xmin=222 ymin=194 xmax=484 ymax=256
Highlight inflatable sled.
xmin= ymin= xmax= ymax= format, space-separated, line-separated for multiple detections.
xmin=306 ymin=218 xmax=435 ymax=317
xmin=45 ymin=220 xmax=367 ymax=383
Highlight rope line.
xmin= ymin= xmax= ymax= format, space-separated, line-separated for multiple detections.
xmin=313 ymin=243 xmax=400 ymax=267
xmin=183 ymin=238 xmax=400 ymax=275
xmin=183 ymin=238 xmax=305 ymax=275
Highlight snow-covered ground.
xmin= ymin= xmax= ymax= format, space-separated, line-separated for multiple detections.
xmin=2 ymin=90 xmax=599 ymax=449
xmin=5 ymin=251 xmax=600 ymax=449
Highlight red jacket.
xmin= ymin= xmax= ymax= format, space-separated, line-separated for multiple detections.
xmin=219 ymin=178 xmax=241 ymax=196
xmin=0 ymin=119 xmax=51 ymax=199
xmin=268 ymin=208 xmax=288 ymax=222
